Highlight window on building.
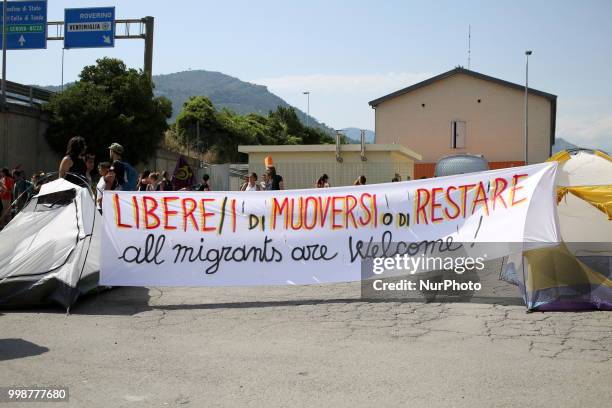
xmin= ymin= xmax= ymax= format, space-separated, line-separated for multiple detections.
xmin=451 ymin=120 xmax=466 ymax=148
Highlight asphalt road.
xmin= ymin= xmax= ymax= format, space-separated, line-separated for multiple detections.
xmin=1 ymin=283 xmax=612 ymax=407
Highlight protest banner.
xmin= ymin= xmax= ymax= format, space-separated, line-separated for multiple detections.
xmin=101 ymin=162 xmax=559 ymax=286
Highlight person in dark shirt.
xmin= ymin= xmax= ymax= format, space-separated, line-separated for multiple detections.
xmin=59 ymin=136 xmax=88 ymax=187
xmin=137 ymin=170 xmax=151 ymax=191
xmin=197 ymin=174 xmax=211 ymax=191
xmin=159 ymin=171 xmax=173 ymax=191
xmin=266 ymin=166 xmax=284 ymax=190
xmin=316 ymin=174 xmax=330 ymax=188
xmin=354 ymin=175 xmax=366 ymax=186
xmin=12 ymin=169 xmax=33 ymax=212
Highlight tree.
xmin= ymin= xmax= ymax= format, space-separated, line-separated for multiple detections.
xmin=174 ymin=96 xmax=218 ymax=153
xmin=173 ymin=97 xmax=334 ymax=163
xmin=45 ymin=58 xmax=172 ymax=164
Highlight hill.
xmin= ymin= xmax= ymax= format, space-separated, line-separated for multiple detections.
xmin=340 ymin=128 xmax=376 ymax=144
xmin=552 ymin=137 xmax=580 ymax=153
xmin=41 ymin=69 xmax=334 ymax=134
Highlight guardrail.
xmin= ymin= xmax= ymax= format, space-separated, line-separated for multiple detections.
xmin=1 ymin=80 xmax=54 ymax=107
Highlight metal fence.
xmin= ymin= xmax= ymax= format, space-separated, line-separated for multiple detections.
xmin=1 ymin=80 xmax=53 ymax=107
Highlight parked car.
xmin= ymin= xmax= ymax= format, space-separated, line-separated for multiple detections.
xmin=434 ymin=154 xmax=489 ymax=177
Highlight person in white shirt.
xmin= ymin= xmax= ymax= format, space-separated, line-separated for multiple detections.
xmin=242 ymin=172 xmax=261 ymax=191
xmin=96 ymin=162 xmax=113 ymax=211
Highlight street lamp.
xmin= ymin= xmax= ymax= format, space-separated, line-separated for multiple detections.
xmin=303 ymin=91 xmax=310 ymax=128
xmin=524 ymin=50 xmax=532 ymax=165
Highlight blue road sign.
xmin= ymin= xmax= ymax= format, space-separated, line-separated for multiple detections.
xmin=64 ymin=7 xmax=115 ymax=49
xmin=0 ymin=0 xmax=47 ymax=50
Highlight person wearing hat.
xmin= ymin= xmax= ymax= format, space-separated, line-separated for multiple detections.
xmin=264 ymin=157 xmax=284 ymax=191
xmin=108 ymin=143 xmax=125 ymax=189
xmin=109 ymin=142 xmax=139 ymax=191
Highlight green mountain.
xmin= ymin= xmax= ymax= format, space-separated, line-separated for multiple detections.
xmin=552 ymin=137 xmax=580 ymax=153
xmin=340 ymin=128 xmax=376 ymax=144
xmin=41 ymin=69 xmax=333 ymax=133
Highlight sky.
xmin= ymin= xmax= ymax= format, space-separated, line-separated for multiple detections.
xmin=4 ymin=0 xmax=612 ymax=151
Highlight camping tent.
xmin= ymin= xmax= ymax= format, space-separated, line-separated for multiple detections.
xmin=521 ymin=149 xmax=612 ymax=310
xmin=0 ymin=178 xmax=100 ymax=309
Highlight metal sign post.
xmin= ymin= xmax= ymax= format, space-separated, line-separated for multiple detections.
xmin=64 ymin=7 xmax=115 ymax=49
xmin=48 ymin=15 xmax=154 ymax=80
xmin=0 ymin=0 xmax=47 ymax=50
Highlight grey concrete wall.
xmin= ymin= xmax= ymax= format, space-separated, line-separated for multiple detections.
xmin=140 ymin=148 xmax=199 ymax=176
xmin=0 ymin=104 xmax=59 ymax=176
xmin=0 ymin=103 xmax=200 ymax=180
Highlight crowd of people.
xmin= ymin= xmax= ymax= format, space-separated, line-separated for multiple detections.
xmin=0 ymin=135 xmax=407 ymax=229
xmin=238 ymin=167 xmax=285 ymax=191
xmin=238 ymin=172 xmax=373 ymax=191
xmin=0 ymin=167 xmax=46 ymax=228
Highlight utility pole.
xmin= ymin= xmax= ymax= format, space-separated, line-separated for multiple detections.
xmin=1 ymin=0 xmax=7 ymax=107
xmin=467 ymin=25 xmax=471 ymax=70
xmin=143 ymin=16 xmax=154 ymax=80
xmin=303 ymin=91 xmax=310 ymax=127
xmin=524 ymin=50 xmax=532 ymax=165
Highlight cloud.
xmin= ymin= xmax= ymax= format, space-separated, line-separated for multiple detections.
xmin=250 ymin=72 xmax=432 ymax=129
xmin=557 ymin=114 xmax=612 ymax=152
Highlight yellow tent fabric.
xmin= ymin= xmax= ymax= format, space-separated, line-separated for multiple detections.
xmin=546 ymin=150 xmax=572 ymax=164
xmin=524 ymin=243 xmax=612 ymax=291
xmin=547 ymin=149 xmax=611 ymax=164
xmin=557 ymin=186 xmax=612 ymax=220
xmin=594 ymin=150 xmax=612 ymax=162
xmin=548 ymin=149 xmax=612 ymax=220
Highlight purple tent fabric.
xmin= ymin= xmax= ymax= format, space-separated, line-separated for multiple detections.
xmin=172 ymin=155 xmax=195 ymax=190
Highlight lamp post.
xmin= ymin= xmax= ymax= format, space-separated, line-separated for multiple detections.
xmin=303 ymin=91 xmax=310 ymax=127
xmin=524 ymin=50 xmax=532 ymax=165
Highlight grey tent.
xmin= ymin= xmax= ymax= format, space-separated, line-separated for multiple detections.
xmin=0 ymin=178 xmax=100 ymax=309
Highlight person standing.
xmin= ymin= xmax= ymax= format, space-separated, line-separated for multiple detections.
xmin=85 ymin=154 xmax=96 ymax=188
xmin=30 ymin=172 xmax=44 ymax=195
xmin=239 ymin=174 xmax=249 ymax=191
xmin=159 ymin=171 xmax=173 ymax=191
xmin=243 ymin=173 xmax=261 ymax=191
xmin=96 ymin=162 xmax=112 ymax=211
xmin=108 ymin=143 xmax=137 ymax=191
xmin=266 ymin=166 xmax=284 ymax=190
xmin=354 ymin=175 xmax=366 ymax=186
xmin=137 ymin=170 xmax=151 ymax=191
xmin=12 ymin=169 xmax=33 ymax=213
xmin=316 ymin=174 xmax=330 ymax=188
xmin=198 ymin=174 xmax=211 ymax=191
xmin=0 ymin=168 xmax=14 ymax=226
xmin=59 ymin=136 xmax=88 ymax=186
xmin=260 ymin=172 xmax=271 ymax=191
xmin=147 ymin=173 xmax=160 ymax=191
xmin=0 ymin=176 xmax=5 ymax=223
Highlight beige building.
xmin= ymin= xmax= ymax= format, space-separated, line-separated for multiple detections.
xmin=238 ymin=144 xmax=421 ymax=189
xmin=369 ymin=67 xmax=557 ymax=178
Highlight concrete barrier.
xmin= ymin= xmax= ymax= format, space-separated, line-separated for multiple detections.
xmin=0 ymin=103 xmax=59 ymax=176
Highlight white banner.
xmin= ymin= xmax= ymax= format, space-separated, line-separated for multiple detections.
xmin=101 ymin=163 xmax=559 ymax=286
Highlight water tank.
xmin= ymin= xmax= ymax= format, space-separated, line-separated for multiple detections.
xmin=434 ymin=154 xmax=489 ymax=177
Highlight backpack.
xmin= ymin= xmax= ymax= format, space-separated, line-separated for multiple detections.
xmin=119 ymin=161 xmax=138 ymax=191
